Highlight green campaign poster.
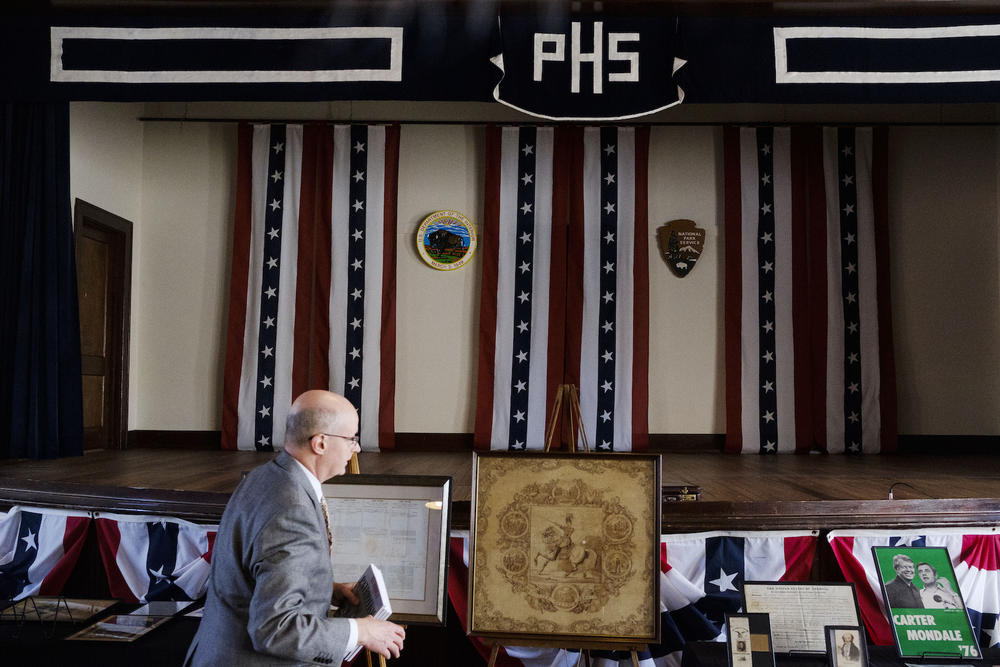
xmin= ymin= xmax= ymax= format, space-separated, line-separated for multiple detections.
xmin=872 ymin=546 xmax=982 ymax=660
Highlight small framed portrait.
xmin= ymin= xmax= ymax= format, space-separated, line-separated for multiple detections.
xmin=726 ymin=613 xmax=775 ymax=667
xmin=825 ymin=625 xmax=869 ymax=667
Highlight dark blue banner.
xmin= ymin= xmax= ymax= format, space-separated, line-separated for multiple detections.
xmin=8 ymin=5 xmax=1000 ymax=109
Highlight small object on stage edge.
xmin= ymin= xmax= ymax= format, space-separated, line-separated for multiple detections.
xmin=662 ymin=485 xmax=701 ymax=502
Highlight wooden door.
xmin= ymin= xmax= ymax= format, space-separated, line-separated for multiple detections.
xmin=74 ymin=200 xmax=132 ymax=450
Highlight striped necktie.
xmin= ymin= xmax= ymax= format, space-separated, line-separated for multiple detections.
xmin=320 ymin=497 xmax=333 ymax=555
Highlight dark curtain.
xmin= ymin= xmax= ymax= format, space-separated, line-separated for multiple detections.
xmin=0 ymin=102 xmax=83 ymax=459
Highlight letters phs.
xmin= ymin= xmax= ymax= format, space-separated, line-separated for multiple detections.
xmin=533 ymin=22 xmax=639 ymax=94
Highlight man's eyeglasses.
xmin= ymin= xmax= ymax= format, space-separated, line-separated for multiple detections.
xmin=315 ymin=433 xmax=361 ymax=448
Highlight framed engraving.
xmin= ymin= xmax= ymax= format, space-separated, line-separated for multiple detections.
xmin=469 ymin=452 xmax=661 ymax=649
xmin=322 ymin=474 xmax=452 ymax=625
xmin=826 ymin=625 xmax=869 ymax=667
xmin=742 ymin=581 xmax=861 ymax=654
xmin=872 ymin=546 xmax=981 ymax=660
xmin=726 ymin=613 xmax=775 ymax=667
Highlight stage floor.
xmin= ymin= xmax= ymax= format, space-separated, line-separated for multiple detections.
xmin=0 ymin=448 xmax=997 ymax=504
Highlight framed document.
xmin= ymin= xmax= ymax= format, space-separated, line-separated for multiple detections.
xmin=742 ymin=581 xmax=861 ymax=654
xmin=468 ymin=452 xmax=661 ymax=649
xmin=726 ymin=613 xmax=775 ymax=667
xmin=826 ymin=625 xmax=869 ymax=667
xmin=872 ymin=546 xmax=981 ymax=660
xmin=322 ymin=474 xmax=452 ymax=625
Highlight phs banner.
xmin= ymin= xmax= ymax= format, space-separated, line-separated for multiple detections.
xmin=491 ymin=13 xmax=684 ymax=120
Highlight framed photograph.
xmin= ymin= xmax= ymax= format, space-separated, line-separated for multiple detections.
xmin=872 ymin=546 xmax=982 ymax=660
xmin=825 ymin=625 xmax=869 ymax=667
xmin=468 ymin=452 xmax=661 ymax=649
xmin=66 ymin=613 xmax=171 ymax=642
xmin=322 ymin=474 xmax=452 ymax=625
xmin=0 ymin=597 xmax=118 ymax=623
xmin=726 ymin=613 xmax=775 ymax=667
xmin=742 ymin=581 xmax=861 ymax=653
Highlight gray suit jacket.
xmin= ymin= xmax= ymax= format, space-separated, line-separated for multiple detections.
xmin=186 ymin=451 xmax=352 ymax=666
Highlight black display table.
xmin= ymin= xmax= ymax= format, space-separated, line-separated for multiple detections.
xmin=681 ymin=640 xmax=999 ymax=667
xmin=0 ymin=606 xmax=199 ymax=666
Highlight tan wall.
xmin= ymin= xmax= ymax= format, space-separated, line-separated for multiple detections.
xmin=68 ymin=102 xmax=1000 ymax=436
xmin=69 ymin=102 xmax=144 ymax=428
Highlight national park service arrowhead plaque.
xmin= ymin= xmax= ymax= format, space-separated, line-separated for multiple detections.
xmin=657 ymin=219 xmax=705 ymax=278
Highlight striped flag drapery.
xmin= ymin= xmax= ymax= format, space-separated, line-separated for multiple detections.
xmin=222 ymin=123 xmax=398 ymax=451
xmin=96 ymin=513 xmax=217 ymax=603
xmin=475 ymin=126 xmax=649 ymax=452
xmin=724 ymin=126 xmax=896 ymax=454
xmin=0 ymin=506 xmax=90 ymax=600
xmin=829 ymin=528 xmax=1000 ymax=649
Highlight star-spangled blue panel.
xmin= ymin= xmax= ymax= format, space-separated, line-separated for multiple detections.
xmin=344 ymin=124 xmax=368 ymax=415
xmin=838 ymin=128 xmax=864 ymax=455
xmin=757 ymin=128 xmax=779 ymax=454
xmin=253 ymin=124 xmax=285 ymax=453
xmin=507 ymin=126 xmax=537 ymax=451
xmin=696 ymin=535 xmax=746 ymax=624
xmin=595 ymin=126 xmax=618 ymax=451
xmin=145 ymin=521 xmax=191 ymax=601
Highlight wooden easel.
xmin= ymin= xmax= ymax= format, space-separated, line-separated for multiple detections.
xmin=483 ymin=386 xmax=641 ymax=667
xmin=543 ymin=384 xmax=590 ymax=453
xmin=346 ymin=451 xmax=391 ymax=667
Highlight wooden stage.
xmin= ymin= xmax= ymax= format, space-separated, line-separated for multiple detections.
xmin=1 ymin=449 xmax=999 ymax=533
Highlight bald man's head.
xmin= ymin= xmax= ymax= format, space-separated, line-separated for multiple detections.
xmin=284 ymin=390 xmax=357 ymax=451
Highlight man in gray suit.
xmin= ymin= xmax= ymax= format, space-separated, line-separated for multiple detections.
xmin=186 ymin=390 xmax=406 ymax=665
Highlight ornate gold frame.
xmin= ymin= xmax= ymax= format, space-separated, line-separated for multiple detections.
xmin=469 ymin=452 xmax=661 ymax=649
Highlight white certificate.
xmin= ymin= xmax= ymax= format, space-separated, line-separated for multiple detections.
xmin=327 ymin=497 xmax=430 ymax=601
xmin=743 ymin=582 xmax=860 ymax=653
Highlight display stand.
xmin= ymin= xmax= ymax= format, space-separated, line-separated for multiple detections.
xmin=482 ymin=384 xmax=639 ymax=667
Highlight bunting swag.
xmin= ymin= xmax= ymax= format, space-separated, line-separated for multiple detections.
xmin=475 ymin=126 xmax=568 ymax=451
xmin=724 ymin=126 xmax=896 ymax=454
xmin=566 ymin=127 xmax=650 ymax=452
xmin=816 ymin=128 xmax=897 ymax=454
xmin=828 ymin=528 xmax=1000 ymax=650
xmin=222 ymin=123 xmax=398 ymax=451
xmin=475 ymin=126 xmax=649 ymax=452
xmin=95 ymin=514 xmax=217 ymax=603
xmin=724 ymin=127 xmax=811 ymax=454
xmin=447 ymin=531 xmax=816 ymax=667
xmin=0 ymin=507 xmax=90 ymax=600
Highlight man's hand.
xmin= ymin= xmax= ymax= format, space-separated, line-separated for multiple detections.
xmin=332 ymin=582 xmax=360 ymax=607
xmin=355 ymin=617 xmax=405 ymax=659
